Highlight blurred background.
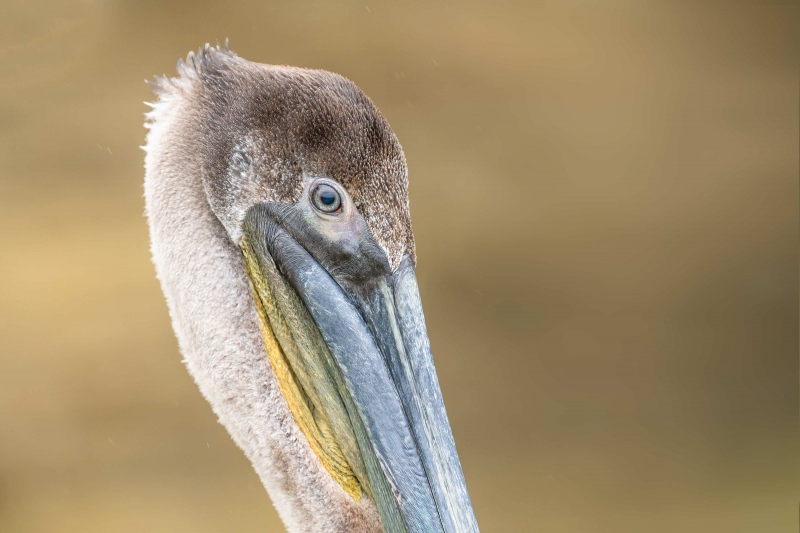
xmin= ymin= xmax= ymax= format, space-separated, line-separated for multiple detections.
xmin=0 ymin=1 xmax=797 ymax=532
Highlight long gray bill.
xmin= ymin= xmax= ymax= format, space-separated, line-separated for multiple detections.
xmin=243 ymin=203 xmax=479 ymax=533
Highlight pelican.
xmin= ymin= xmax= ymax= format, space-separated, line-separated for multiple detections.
xmin=143 ymin=43 xmax=479 ymax=533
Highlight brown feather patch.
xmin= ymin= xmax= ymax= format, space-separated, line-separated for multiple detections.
xmin=147 ymin=44 xmax=415 ymax=269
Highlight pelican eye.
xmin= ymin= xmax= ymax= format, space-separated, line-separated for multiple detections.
xmin=311 ymin=184 xmax=342 ymax=213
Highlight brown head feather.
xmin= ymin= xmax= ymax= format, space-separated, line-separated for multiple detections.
xmin=147 ymin=44 xmax=415 ymax=269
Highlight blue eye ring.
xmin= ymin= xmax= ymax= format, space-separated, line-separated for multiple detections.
xmin=311 ymin=183 xmax=342 ymax=213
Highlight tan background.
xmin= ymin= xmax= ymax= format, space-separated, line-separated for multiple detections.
xmin=0 ymin=1 xmax=797 ymax=532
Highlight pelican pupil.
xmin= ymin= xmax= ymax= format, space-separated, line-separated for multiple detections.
xmin=321 ymin=191 xmax=335 ymax=205
xmin=313 ymin=184 xmax=341 ymax=213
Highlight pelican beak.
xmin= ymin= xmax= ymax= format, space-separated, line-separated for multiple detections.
xmin=240 ymin=199 xmax=478 ymax=533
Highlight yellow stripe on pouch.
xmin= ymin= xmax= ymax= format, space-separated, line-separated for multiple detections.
xmin=241 ymin=236 xmax=362 ymax=500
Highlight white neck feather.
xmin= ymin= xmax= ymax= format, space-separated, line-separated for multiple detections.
xmin=143 ymin=86 xmax=382 ymax=532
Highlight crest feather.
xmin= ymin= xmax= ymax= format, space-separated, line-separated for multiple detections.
xmin=146 ymin=40 xmax=236 ymax=96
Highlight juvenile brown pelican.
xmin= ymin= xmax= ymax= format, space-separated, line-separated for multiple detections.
xmin=143 ymin=43 xmax=478 ymax=533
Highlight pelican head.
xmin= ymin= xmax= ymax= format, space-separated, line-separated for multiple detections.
xmin=143 ymin=44 xmax=478 ymax=533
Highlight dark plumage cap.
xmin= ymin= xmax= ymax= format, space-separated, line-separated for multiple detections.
xmin=149 ymin=43 xmax=415 ymax=268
